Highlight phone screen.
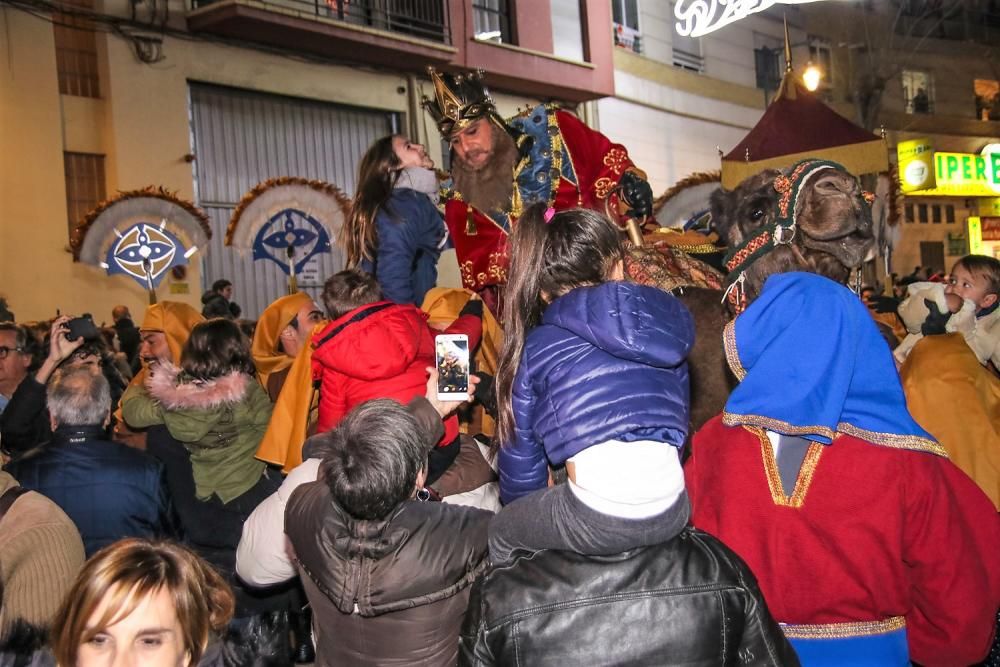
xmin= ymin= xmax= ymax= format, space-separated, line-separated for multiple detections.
xmin=436 ymin=337 xmax=470 ymax=396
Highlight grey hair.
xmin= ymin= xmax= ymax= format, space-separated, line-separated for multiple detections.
xmin=47 ymin=367 xmax=111 ymax=427
xmin=321 ymin=399 xmax=429 ymax=520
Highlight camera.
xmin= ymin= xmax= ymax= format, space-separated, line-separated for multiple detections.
xmin=65 ymin=316 xmax=99 ymax=342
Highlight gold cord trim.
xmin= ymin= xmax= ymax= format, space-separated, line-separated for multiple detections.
xmin=722 ymin=320 xmax=745 ymax=380
xmin=781 ymin=616 xmax=906 ymax=640
xmin=750 ymin=426 xmax=823 ymax=508
xmin=723 ymin=413 xmax=837 ymax=442
xmin=837 ymin=423 xmax=947 ymax=457
xmin=547 ymin=107 xmax=565 ymax=207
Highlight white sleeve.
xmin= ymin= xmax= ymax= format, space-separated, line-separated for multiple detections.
xmin=235 ymin=459 xmax=321 ymax=586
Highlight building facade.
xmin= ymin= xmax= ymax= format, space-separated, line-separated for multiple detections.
xmin=801 ymin=1 xmax=1000 ymax=277
xmin=0 ymin=0 xmax=618 ymax=320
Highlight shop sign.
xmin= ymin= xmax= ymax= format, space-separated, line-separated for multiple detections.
xmin=969 ymin=217 xmax=983 ymax=254
xmin=981 ymin=217 xmax=1000 ymax=242
xmin=897 ymin=138 xmax=935 ymax=193
xmin=897 ymin=144 xmax=1000 ymax=198
xmin=982 ymin=198 xmax=1000 ymax=216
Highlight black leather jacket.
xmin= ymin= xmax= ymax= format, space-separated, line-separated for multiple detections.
xmin=460 ymin=528 xmax=800 ymax=666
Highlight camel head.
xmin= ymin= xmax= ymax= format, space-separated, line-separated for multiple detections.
xmin=710 ymin=161 xmax=874 ymax=304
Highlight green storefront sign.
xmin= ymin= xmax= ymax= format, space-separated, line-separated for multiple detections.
xmin=900 ymin=143 xmax=1000 ymax=197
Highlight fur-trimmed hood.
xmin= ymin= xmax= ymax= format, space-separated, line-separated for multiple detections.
xmin=145 ymin=361 xmax=251 ymax=410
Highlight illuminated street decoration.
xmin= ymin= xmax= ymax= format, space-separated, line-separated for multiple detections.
xmin=71 ymin=187 xmax=211 ymax=303
xmin=252 ymin=208 xmax=331 ymax=276
xmin=675 ymin=0 xmax=825 ymax=38
xmin=102 ymin=221 xmax=194 ymax=290
xmin=226 ymin=177 xmax=350 ymax=292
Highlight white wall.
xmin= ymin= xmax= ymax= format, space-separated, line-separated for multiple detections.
xmin=596 ymin=96 xmax=750 ymax=192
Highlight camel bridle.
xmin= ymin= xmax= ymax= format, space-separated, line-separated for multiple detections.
xmin=721 ymin=159 xmax=855 ymax=314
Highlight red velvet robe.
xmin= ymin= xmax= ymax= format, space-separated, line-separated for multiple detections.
xmin=685 ymin=416 xmax=1000 ymax=666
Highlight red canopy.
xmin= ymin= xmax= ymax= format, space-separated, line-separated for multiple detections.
xmin=721 ymin=78 xmax=887 ymax=189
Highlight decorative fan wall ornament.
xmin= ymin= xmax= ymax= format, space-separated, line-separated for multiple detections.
xmin=72 ymin=187 xmax=211 ymax=302
xmin=226 ymin=177 xmax=350 ymax=292
xmin=674 ymin=0 xmax=824 ymax=38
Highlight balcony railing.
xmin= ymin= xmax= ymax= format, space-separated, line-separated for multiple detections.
xmin=191 ymin=0 xmax=451 ymax=44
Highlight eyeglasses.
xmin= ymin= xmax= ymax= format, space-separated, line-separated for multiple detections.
xmin=0 ymin=346 xmax=25 ymax=360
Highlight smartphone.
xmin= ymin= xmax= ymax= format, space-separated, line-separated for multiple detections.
xmin=435 ymin=334 xmax=470 ymax=401
xmin=66 ymin=316 xmax=99 ymax=342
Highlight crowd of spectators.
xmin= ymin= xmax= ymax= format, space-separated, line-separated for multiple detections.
xmin=0 ymin=215 xmax=999 ymax=667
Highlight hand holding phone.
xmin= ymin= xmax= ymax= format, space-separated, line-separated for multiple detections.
xmin=435 ymin=334 xmax=470 ymax=401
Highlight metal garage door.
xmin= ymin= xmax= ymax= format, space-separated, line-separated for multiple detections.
xmin=189 ymin=83 xmax=399 ymax=318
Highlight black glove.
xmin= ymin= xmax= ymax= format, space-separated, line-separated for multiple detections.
xmin=619 ymin=171 xmax=653 ymax=220
xmin=920 ymin=298 xmax=951 ymax=336
xmin=471 ymin=371 xmax=497 ymax=421
xmin=458 ymin=298 xmax=483 ymax=319
xmin=867 ymin=295 xmax=899 ymax=314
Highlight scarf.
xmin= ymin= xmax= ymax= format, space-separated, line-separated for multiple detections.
xmin=251 ymin=292 xmax=315 ymax=389
xmin=723 ymin=272 xmax=943 ymax=454
xmin=395 ymin=167 xmax=439 ymax=204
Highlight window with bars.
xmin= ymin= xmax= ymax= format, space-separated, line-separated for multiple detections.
xmin=472 ymin=0 xmax=514 ymax=44
xmin=54 ymin=0 xmax=100 ymax=98
xmin=612 ymin=0 xmax=641 ymax=54
xmin=64 ymin=152 xmax=106 ymax=237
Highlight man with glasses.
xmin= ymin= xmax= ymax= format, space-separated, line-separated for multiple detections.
xmin=0 ymin=323 xmax=33 ymax=417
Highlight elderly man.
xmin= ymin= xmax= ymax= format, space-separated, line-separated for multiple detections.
xmin=0 ymin=323 xmax=33 ymax=417
xmin=423 ymin=69 xmax=653 ymax=314
xmin=5 ymin=367 xmax=172 ymax=556
xmin=250 ymin=292 xmax=324 ymax=401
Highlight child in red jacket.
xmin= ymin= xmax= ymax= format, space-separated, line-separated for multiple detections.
xmin=312 ymin=269 xmax=482 ymax=481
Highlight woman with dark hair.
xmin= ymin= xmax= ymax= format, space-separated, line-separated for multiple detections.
xmin=340 ymin=134 xmax=444 ymax=306
xmin=121 ymin=318 xmax=274 ymax=506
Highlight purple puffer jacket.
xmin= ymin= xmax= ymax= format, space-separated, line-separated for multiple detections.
xmin=498 ymin=281 xmax=695 ymax=505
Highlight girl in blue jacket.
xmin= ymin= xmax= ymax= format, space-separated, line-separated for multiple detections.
xmin=491 ymin=203 xmax=696 ymax=564
xmin=341 ymin=135 xmax=445 ymax=307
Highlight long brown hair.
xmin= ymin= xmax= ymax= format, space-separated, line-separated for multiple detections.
xmin=495 ymin=204 xmax=625 ymax=447
xmin=51 ymin=539 xmax=234 ymax=667
xmin=341 ymin=135 xmax=402 ymax=267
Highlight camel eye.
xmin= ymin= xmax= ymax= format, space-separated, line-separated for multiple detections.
xmin=749 ymin=207 xmax=765 ymax=221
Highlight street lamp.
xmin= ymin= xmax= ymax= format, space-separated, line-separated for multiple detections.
xmin=803 ymin=62 xmax=822 ymax=91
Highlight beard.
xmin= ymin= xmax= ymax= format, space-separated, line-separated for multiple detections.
xmin=451 ymin=128 xmax=519 ymax=214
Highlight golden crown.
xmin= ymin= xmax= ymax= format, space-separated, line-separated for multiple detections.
xmin=422 ymin=68 xmax=497 ymax=137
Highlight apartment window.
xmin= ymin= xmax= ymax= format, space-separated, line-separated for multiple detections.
xmin=932 ymin=204 xmax=942 ymax=223
xmin=473 ymin=0 xmax=514 ymax=44
xmin=808 ymin=38 xmax=833 ymax=88
xmin=975 ymin=79 xmax=1000 ymax=121
xmin=673 ymin=31 xmax=703 ymax=73
xmin=64 ymin=152 xmax=106 ymax=237
xmin=53 ymin=0 xmax=100 ymax=98
xmin=902 ymin=70 xmax=934 ymax=114
xmin=946 ymin=204 xmax=956 ymax=223
xmin=755 ymin=46 xmax=783 ymax=91
xmin=905 ymin=202 xmax=915 ymax=223
xmin=917 ymin=203 xmax=929 ymax=223
xmin=612 ymin=0 xmax=641 ymax=54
